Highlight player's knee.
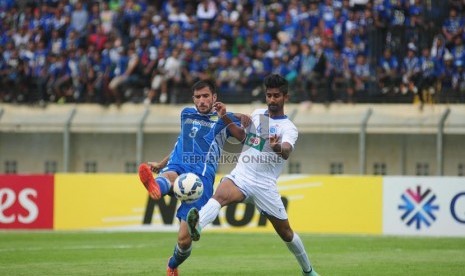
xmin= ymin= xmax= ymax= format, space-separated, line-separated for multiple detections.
xmin=177 ymin=236 xmax=192 ymax=250
xmin=178 ymin=232 xmax=192 ymax=250
xmin=212 ymin=181 xmax=243 ymax=206
xmin=278 ymin=228 xmax=294 ymax=242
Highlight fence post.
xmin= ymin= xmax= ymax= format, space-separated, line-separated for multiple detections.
xmin=437 ymin=108 xmax=451 ymax=176
xmin=136 ymin=107 xmax=150 ymax=166
xmin=63 ymin=107 xmax=77 ymax=173
xmin=359 ymin=108 xmax=373 ymax=175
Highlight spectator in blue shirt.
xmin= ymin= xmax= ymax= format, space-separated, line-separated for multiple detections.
xmin=418 ymin=47 xmax=438 ymax=103
xmin=378 ymin=48 xmax=400 ymax=95
xmin=442 ymin=7 xmax=464 ymax=48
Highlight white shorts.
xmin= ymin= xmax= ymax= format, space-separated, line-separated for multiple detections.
xmin=224 ymin=172 xmax=288 ymax=220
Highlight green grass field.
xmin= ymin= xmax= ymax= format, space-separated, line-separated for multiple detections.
xmin=1 ymin=231 xmax=464 ymax=275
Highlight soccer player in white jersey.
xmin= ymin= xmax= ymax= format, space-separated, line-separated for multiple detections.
xmin=187 ymin=74 xmax=320 ymax=276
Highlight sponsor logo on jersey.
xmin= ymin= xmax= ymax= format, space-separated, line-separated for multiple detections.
xmin=270 ymin=125 xmax=277 ymax=135
xmin=245 ymin=133 xmax=265 ymax=151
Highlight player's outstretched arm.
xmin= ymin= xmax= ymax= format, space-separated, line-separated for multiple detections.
xmin=270 ymin=135 xmax=293 ymax=160
xmin=214 ymin=102 xmax=246 ymax=142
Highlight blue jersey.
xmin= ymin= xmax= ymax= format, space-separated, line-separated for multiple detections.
xmin=162 ymin=106 xmax=240 ymax=220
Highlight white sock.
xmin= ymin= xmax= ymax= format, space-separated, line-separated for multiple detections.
xmin=286 ymin=233 xmax=312 ymax=273
xmin=198 ymin=198 xmax=221 ymax=230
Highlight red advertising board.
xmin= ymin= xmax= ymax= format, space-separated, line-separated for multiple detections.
xmin=0 ymin=175 xmax=54 ymax=229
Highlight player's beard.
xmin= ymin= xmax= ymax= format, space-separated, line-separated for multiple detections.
xmin=197 ymin=103 xmax=212 ymax=114
xmin=268 ymin=104 xmax=281 ymax=113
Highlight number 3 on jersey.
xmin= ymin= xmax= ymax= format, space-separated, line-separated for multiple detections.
xmin=189 ymin=121 xmax=201 ymax=138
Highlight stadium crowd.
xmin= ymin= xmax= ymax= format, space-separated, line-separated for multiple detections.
xmin=0 ymin=0 xmax=463 ymax=106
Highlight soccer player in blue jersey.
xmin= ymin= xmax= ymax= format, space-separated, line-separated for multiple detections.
xmin=138 ymin=79 xmax=245 ymax=276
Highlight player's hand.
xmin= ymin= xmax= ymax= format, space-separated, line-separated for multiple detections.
xmin=269 ymin=134 xmax=279 ymax=147
xmin=147 ymin=161 xmax=163 ymax=173
xmin=240 ymin=114 xmax=252 ymax=128
xmin=269 ymin=134 xmax=281 ymax=153
xmin=213 ymin=102 xmax=227 ymax=118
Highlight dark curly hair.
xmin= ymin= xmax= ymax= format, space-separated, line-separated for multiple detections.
xmin=264 ymin=74 xmax=288 ymax=95
xmin=191 ymin=79 xmax=217 ymax=95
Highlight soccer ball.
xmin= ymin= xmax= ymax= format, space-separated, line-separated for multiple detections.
xmin=173 ymin=173 xmax=204 ymax=203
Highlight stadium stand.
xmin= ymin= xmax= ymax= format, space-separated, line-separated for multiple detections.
xmin=0 ymin=0 xmax=462 ymax=105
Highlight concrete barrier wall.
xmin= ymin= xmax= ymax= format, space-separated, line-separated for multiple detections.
xmin=1 ymin=131 xmax=464 ymax=175
xmin=1 ymin=104 xmax=464 ymax=175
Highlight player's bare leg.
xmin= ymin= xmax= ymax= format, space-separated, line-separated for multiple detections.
xmin=167 ymin=221 xmax=193 ymax=275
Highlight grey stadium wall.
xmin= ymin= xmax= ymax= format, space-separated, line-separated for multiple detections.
xmin=0 ymin=103 xmax=464 ymax=176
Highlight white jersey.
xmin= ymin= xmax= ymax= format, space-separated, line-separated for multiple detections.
xmin=231 ymin=109 xmax=298 ymax=187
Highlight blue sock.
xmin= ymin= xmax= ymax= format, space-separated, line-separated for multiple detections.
xmin=155 ymin=176 xmax=171 ymax=196
xmin=168 ymin=244 xmax=192 ymax=269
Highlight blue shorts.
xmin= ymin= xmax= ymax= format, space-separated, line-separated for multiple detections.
xmin=161 ymin=164 xmax=214 ymax=221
